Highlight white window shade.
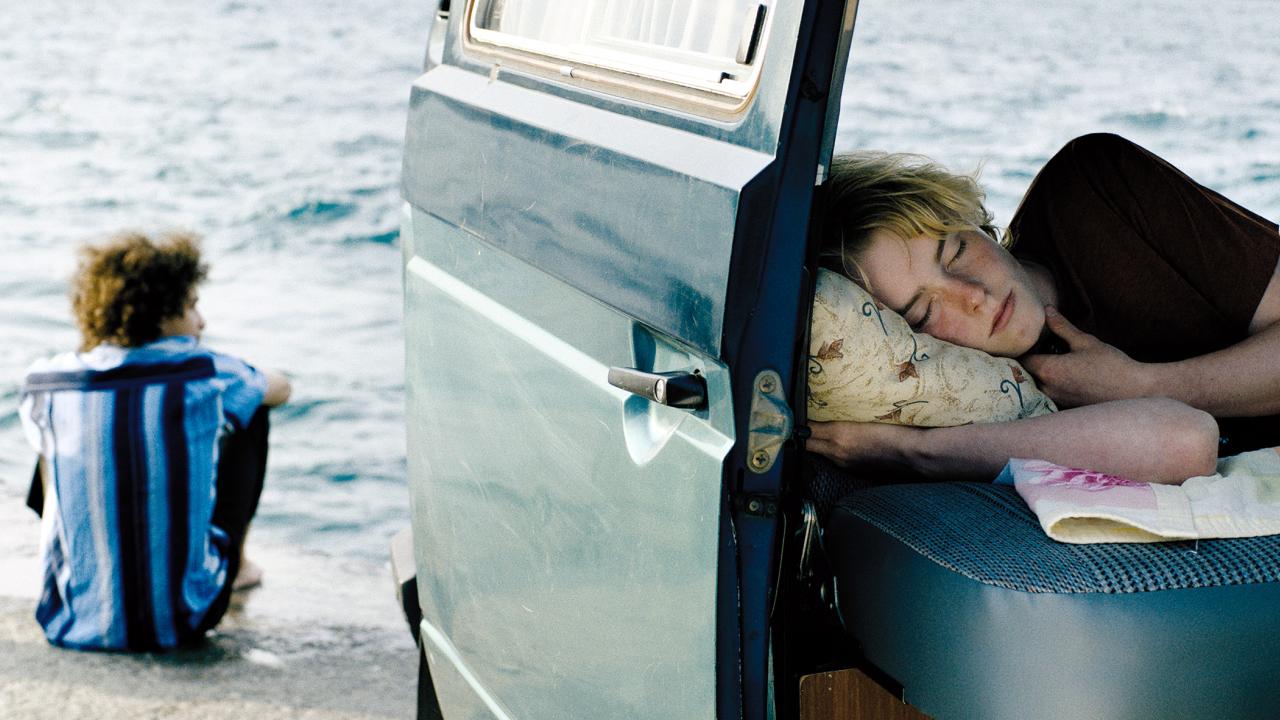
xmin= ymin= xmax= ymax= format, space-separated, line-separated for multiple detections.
xmin=479 ymin=0 xmax=758 ymax=59
xmin=469 ymin=0 xmax=771 ymax=99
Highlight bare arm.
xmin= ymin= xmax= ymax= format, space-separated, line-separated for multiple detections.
xmin=262 ymin=369 xmax=292 ymax=407
xmin=1141 ymin=323 xmax=1280 ymax=416
xmin=807 ymin=398 xmax=1219 ymax=485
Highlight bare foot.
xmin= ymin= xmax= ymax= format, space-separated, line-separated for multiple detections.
xmin=233 ymin=557 xmax=264 ymax=592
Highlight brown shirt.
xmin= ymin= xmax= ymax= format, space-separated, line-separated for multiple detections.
xmin=1009 ymin=133 xmax=1280 ymax=452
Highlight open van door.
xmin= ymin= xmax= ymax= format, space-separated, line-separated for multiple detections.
xmin=401 ymin=1 xmax=856 ymax=717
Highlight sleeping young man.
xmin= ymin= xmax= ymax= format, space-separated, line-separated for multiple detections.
xmin=808 ymin=134 xmax=1280 ymax=484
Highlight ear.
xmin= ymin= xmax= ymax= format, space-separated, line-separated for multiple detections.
xmin=156 ymin=312 xmax=184 ymax=339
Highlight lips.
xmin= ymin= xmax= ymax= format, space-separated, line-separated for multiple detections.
xmin=990 ymin=291 xmax=1014 ymax=336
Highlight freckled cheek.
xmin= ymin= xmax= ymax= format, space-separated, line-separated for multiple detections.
xmin=971 ymin=245 xmax=1009 ymax=274
xmin=1020 ymin=306 xmax=1046 ymax=343
xmin=928 ymin=311 xmax=983 ymax=346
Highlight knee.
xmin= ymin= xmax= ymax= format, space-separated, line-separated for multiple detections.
xmin=1071 ymin=133 xmax=1167 ymax=173
xmin=1065 ymin=132 xmax=1130 ymax=154
xmin=1029 ymin=132 xmax=1153 ymax=204
xmin=1046 ymin=133 xmax=1135 ymax=170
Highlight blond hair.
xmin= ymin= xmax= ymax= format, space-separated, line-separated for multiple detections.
xmin=818 ymin=151 xmax=999 ymax=284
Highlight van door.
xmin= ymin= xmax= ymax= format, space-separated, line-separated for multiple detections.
xmin=401 ymin=2 xmax=854 ymax=718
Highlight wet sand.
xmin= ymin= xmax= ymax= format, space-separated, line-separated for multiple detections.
xmin=0 ymin=500 xmax=416 ymax=719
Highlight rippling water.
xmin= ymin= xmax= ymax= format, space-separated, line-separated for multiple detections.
xmin=837 ymin=0 xmax=1279 ymax=223
xmin=0 ymin=0 xmax=428 ymax=560
xmin=1 ymin=0 xmax=1275 ymax=561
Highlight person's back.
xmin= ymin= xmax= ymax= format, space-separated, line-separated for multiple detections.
xmin=19 ymin=231 xmax=290 ymax=650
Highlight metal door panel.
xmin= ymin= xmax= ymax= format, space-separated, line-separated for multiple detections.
xmin=404 ymin=207 xmax=733 ymax=719
xmin=403 ymin=64 xmax=774 ymax=356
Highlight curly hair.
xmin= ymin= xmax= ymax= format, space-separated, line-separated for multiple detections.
xmin=818 ymin=151 xmax=1000 ymax=285
xmin=71 ymin=231 xmax=209 ymax=351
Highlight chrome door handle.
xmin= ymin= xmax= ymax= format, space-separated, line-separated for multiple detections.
xmin=607 ymin=367 xmax=707 ymax=410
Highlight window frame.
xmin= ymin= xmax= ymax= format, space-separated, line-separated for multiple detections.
xmin=462 ymin=0 xmax=774 ymax=119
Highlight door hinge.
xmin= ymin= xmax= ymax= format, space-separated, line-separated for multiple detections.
xmin=745 ymin=369 xmax=793 ymax=474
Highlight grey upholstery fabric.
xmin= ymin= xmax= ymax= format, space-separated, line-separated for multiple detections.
xmin=801 ymin=454 xmax=869 ymax=521
xmin=836 ymin=482 xmax=1280 ymax=593
xmin=826 ymin=482 xmax=1280 ymax=720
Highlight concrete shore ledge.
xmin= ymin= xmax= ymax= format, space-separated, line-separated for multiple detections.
xmin=0 ymin=499 xmax=416 ymax=719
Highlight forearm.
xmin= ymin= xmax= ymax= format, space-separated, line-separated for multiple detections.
xmin=899 ymin=399 xmax=1218 ymax=484
xmin=1145 ymin=323 xmax=1280 ymax=416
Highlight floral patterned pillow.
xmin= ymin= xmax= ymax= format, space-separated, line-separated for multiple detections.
xmin=808 ymin=268 xmax=1056 ymax=426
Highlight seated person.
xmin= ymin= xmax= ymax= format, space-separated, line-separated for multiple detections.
xmin=19 ymin=231 xmax=291 ymax=650
xmin=808 ymin=133 xmax=1279 ymax=484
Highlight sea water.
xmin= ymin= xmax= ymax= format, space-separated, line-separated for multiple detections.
xmin=1 ymin=0 xmax=1275 ymax=561
xmin=836 ymin=0 xmax=1279 ymax=223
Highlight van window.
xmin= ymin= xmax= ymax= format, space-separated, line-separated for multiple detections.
xmin=467 ymin=0 xmax=771 ymax=112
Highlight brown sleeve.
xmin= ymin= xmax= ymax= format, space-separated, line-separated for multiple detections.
xmin=1008 ymin=133 xmax=1279 ymax=363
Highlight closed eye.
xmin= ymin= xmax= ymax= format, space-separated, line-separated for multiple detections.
xmin=946 ymin=237 xmax=968 ymax=269
xmin=912 ymin=299 xmax=934 ymax=331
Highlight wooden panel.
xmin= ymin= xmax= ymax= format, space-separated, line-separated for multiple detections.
xmin=799 ymin=669 xmax=932 ymax=720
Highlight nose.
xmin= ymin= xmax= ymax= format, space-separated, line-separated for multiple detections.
xmin=950 ymin=277 xmax=986 ymax=312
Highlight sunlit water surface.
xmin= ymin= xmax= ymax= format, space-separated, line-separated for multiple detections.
xmin=1 ymin=0 xmax=1275 ymax=561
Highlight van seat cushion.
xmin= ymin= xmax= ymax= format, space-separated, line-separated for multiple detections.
xmin=839 ymin=482 xmax=1280 ymax=593
xmin=826 ymin=482 xmax=1280 ymax=720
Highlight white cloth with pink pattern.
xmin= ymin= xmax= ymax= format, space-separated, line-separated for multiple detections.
xmin=995 ymin=448 xmax=1280 ymax=544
